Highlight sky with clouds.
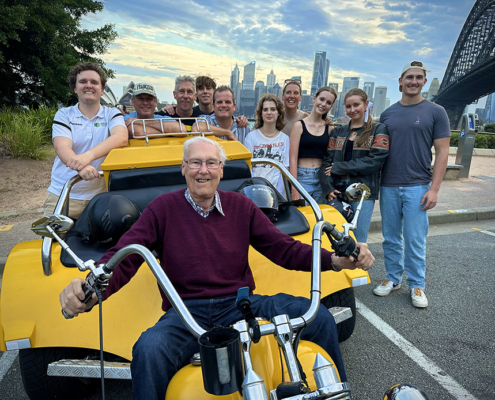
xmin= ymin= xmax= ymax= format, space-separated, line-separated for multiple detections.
xmin=83 ymin=0 xmax=486 ymax=109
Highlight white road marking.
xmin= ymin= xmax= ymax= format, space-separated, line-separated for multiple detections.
xmin=0 ymin=350 xmax=18 ymax=383
xmin=479 ymin=230 xmax=495 ymax=237
xmin=356 ymin=299 xmax=478 ymax=400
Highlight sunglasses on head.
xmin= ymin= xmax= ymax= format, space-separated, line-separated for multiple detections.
xmin=284 ymin=79 xmax=301 ymax=84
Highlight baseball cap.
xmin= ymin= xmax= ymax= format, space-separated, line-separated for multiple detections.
xmin=399 ymin=61 xmax=429 ymax=92
xmin=133 ymin=82 xmax=157 ymax=97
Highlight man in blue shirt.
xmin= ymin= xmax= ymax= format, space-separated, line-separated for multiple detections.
xmin=198 ymin=86 xmax=251 ymax=144
xmin=374 ymin=61 xmax=450 ymax=308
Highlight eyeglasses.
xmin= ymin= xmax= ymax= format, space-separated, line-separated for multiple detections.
xmin=184 ymin=159 xmax=222 ymax=170
xmin=284 ymin=79 xmax=301 ymax=84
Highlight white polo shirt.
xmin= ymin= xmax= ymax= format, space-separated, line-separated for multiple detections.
xmin=48 ymin=104 xmax=125 ymax=200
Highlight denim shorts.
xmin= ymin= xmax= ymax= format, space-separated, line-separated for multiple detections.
xmin=297 ymin=165 xmax=324 ymax=204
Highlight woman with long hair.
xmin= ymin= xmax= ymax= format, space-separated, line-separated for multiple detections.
xmin=245 ymin=94 xmax=290 ymax=198
xmin=319 ymin=88 xmax=389 ymax=242
xmin=289 ymin=86 xmax=337 ymax=203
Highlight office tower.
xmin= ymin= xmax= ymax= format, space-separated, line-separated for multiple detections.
xmin=272 ymin=83 xmax=282 ymax=99
xmin=373 ymin=86 xmax=388 ymax=116
xmin=427 ymin=78 xmax=440 ymax=100
xmin=243 ymin=61 xmax=256 ymax=90
xmin=328 ymin=82 xmax=339 ymax=92
xmin=385 ymin=98 xmax=390 ymax=110
xmin=310 ymin=51 xmax=330 ymax=96
xmin=363 ymin=82 xmax=375 ymax=101
xmin=485 ymin=93 xmax=495 ymax=123
xmin=267 ymin=70 xmax=276 ymax=86
xmin=255 ymin=81 xmax=265 ymax=106
xmin=230 ymin=64 xmax=241 ymax=110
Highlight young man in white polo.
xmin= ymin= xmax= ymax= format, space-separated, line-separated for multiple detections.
xmin=374 ymin=61 xmax=450 ymax=308
xmin=44 ymin=62 xmax=128 ymax=219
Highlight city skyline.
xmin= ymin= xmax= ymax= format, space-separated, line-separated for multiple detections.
xmin=82 ymin=0 xmax=487 ymax=111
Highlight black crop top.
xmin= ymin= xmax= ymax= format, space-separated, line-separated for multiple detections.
xmin=298 ymin=120 xmax=330 ymax=159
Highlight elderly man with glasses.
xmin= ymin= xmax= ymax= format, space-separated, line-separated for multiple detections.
xmin=59 ymin=136 xmax=375 ymax=400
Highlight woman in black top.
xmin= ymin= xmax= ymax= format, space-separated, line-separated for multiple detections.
xmin=320 ymin=88 xmax=389 ymax=242
xmin=289 ymin=86 xmax=337 ymax=204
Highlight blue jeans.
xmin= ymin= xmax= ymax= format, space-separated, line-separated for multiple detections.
xmin=350 ymin=199 xmax=375 ymax=243
xmin=297 ymin=166 xmax=324 ymax=204
xmin=379 ymin=185 xmax=430 ymax=289
xmin=131 ymin=294 xmax=346 ymax=400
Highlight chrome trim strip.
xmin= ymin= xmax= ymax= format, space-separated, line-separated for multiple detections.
xmin=47 ymin=360 xmax=131 ymax=380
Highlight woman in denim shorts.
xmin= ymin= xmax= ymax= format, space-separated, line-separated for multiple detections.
xmin=289 ymin=86 xmax=337 ymax=204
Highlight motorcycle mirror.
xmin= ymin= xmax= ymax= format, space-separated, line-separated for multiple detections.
xmin=31 ymin=214 xmax=74 ymax=238
xmin=345 ymin=183 xmax=371 ymax=202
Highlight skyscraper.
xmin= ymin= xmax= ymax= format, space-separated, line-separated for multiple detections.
xmin=373 ymin=86 xmax=388 ymax=116
xmin=267 ymin=70 xmax=276 ymax=87
xmin=242 ymin=61 xmax=256 ymax=90
xmin=310 ymin=51 xmax=330 ymax=96
xmin=485 ymin=92 xmax=495 ymax=123
xmin=328 ymin=83 xmax=339 ymax=92
xmin=230 ymin=64 xmax=240 ymax=110
xmin=363 ymin=82 xmax=375 ymax=101
xmin=427 ymin=78 xmax=440 ymax=100
xmin=254 ymin=81 xmax=265 ymax=106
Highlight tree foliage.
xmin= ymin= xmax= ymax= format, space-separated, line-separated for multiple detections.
xmin=0 ymin=0 xmax=117 ymax=107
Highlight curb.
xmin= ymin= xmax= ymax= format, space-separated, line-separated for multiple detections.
xmin=432 ymin=147 xmax=495 ymax=157
xmin=369 ymin=206 xmax=495 ymax=233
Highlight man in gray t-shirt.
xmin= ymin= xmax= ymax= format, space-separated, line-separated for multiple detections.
xmin=373 ymin=61 xmax=450 ymax=308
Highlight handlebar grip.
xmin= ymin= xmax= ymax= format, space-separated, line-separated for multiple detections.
xmin=61 ymin=282 xmax=95 ymax=320
xmin=352 ymin=245 xmax=360 ymax=262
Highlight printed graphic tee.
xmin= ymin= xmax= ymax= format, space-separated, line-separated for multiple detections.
xmin=244 ymin=129 xmax=290 ymax=198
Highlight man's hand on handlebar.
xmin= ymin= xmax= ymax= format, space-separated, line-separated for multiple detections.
xmin=60 ymin=278 xmax=98 ymax=317
xmin=333 ymin=243 xmax=374 ymax=271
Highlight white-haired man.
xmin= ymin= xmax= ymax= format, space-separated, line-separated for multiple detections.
xmin=60 ymin=136 xmax=375 ymax=400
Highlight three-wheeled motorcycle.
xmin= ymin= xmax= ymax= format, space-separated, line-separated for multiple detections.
xmin=0 ymin=123 xmax=427 ymax=399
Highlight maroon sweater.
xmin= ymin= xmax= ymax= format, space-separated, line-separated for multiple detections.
xmin=100 ymin=190 xmax=334 ymax=311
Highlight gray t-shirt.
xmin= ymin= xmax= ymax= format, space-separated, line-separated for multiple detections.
xmin=380 ymin=100 xmax=450 ymax=187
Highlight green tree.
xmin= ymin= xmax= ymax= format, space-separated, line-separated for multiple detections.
xmin=0 ymin=0 xmax=117 ymax=107
xmin=484 ymin=123 xmax=495 ymax=133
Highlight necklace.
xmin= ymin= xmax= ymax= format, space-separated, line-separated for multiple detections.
xmin=349 ymin=125 xmax=364 ymax=132
xmin=260 ymin=127 xmax=279 ymax=138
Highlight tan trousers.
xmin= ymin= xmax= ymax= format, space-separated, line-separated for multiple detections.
xmin=43 ymin=191 xmax=90 ymax=220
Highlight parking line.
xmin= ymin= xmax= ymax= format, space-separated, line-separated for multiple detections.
xmin=356 ymin=299 xmax=478 ymax=400
xmin=479 ymin=230 xmax=495 ymax=237
xmin=0 ymin=350 xmax=18 ymax=383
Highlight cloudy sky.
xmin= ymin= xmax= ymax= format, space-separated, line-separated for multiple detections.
xmin=83 ymin=0 xmax=485 ymax=109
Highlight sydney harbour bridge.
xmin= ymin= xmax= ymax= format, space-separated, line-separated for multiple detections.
xmin=434 ymin=0 xmax=495 ymax=128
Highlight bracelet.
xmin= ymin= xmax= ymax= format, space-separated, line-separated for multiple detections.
xmin=331 ymin=254 xmax=342 ymax=272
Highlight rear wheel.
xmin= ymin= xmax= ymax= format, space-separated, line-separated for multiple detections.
xmin=321 ymin=287 xmax=356 ymax=343
xmin=19 ymin=347 xmax=97 ymax=400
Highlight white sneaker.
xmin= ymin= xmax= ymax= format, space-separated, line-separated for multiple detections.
xmin=373 ymin=279 xmax=401 ymax=296
xmin=411 ymin=288 xmax=428 ymax=308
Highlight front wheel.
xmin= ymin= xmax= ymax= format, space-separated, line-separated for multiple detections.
xmin=321 ymin=287 xmax=356 ymax=343
xmin=19 ymin=347 xmax=97 ymax=400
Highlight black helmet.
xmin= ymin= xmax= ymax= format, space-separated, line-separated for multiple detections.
xmin=87 ymin=194 xmax=141 ymax=244
xmin=240 ymin=185 xmax=279 ymax=210
xmin=383 ymin=384 xmax=430 ymax=400
xmin=239 ymin=185 xmax=279 ymax=222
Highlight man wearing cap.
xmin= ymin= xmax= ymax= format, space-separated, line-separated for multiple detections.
xmin=124 ymin=82 xmax=185 ymax=138
xmin=44 ymin=62 xmax=128 ymax=219
xmin=373 ymin=61 xmax=450 ymax=308
xmin=197 ymin=86 xmax=251 ymax=144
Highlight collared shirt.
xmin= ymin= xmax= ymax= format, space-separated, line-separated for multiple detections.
xmin=49 ymin=103 xmax=125 ymax=199
xmin=199 ymin=114 xmax=251 ymax=145
xmin=184 ymin=189 xmax=225 ymax=218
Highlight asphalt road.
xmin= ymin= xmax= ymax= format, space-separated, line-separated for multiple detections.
xmin=0 ymin=220 xmax=494 ymax=400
